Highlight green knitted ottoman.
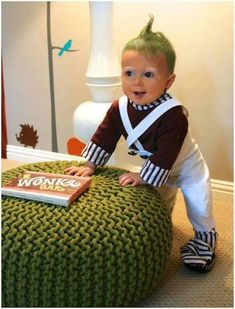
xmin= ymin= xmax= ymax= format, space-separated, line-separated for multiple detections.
xmin=2 ymin=160 xmax=172 ymax=307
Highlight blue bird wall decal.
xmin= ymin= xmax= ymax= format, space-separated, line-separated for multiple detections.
xmin=58 ymin=39 xmax=72 ymax=56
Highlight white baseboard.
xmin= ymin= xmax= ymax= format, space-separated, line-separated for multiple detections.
xmin=6 ymin=144 xmax=83 ymax=163
xmin=6 ymin=144 xmax=234 ymax=196
xmin=211 ymin=178 xmax=233 ymax=195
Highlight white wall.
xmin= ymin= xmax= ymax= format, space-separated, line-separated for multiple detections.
xmin=2 ymin=2 xmax=91 ymax=151
xmin=114 ymin=1 xmax=233 ymax=181
xmin=2 ymin=1 xmax=233 ymax=181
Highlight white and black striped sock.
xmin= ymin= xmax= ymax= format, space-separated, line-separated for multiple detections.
xmin=195 ymin=228 xmax=218 ymax=250
xmin=180 ymin=228 xmax=218 ymax=270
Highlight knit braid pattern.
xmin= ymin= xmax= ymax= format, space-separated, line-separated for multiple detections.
xmin=2 ymin=160 xmax=172 ymax=307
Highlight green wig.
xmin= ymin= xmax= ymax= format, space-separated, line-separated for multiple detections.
xmin=122 ymin=15 xmax=176 ymax=74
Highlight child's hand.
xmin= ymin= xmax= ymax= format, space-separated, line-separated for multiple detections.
xmin=118 ymin=172 xmax=146 ymax=187
xmin=65 ymin=163 xmax=95 ymax=177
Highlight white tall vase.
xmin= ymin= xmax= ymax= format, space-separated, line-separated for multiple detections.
xmin=73 ymin=1 xmax=121 ymax=144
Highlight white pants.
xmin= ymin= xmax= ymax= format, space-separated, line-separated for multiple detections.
xmin=157 ymin=146 xmax=215 ymax=232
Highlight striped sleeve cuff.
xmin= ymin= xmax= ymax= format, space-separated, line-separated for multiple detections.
xmin=140 ymin=159 xmax=171 ymax=187
xmin=81 ymin=141 xmax=111 ymax=166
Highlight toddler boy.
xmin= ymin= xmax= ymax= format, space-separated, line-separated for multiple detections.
xmin=65 ymin=16 xmax=217 ymax=272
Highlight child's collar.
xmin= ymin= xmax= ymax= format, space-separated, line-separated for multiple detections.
xmin=129 ymin=92 xmax=172 ymax=111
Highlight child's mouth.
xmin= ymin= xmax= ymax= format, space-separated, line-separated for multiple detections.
xmin=134 ymin=91 xmax=146 ymax=98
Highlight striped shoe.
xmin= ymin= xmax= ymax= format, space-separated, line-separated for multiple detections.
xmin=180 ymin=228 xmax=218 ymax=273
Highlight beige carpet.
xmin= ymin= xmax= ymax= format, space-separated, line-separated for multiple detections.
xmin=1 ymin=160 xmax=233 ymax=307
xmin=136 ymin=192 xmax=233 ymax=307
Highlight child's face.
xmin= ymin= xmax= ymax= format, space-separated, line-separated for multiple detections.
xmin=121 ymin=50 xmax=175 ymax=105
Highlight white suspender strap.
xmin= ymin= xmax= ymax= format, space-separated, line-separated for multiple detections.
xmin=119 ymin=96 xmax=133 ymax=139
xmin=119 ymin=95 xmax=182 ymax=149
xmin=127 ymin=98 xmax=181 ymax=147
xmin=119 ymin=96 xmax=149 ymax=155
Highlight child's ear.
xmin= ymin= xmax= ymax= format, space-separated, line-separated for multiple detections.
xmin=165 ymin=74 xmax=176 ymax=90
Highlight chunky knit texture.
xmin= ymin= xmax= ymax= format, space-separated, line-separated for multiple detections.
xmin=2 ymin=161 xmax=172 ymax=307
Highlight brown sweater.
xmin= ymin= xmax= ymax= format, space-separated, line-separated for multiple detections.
xmin=82 ymin=93 xmax=188 ymax=187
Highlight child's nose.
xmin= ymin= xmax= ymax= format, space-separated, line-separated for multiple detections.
xmin=134 ymin=76 xmax=143 ymax=85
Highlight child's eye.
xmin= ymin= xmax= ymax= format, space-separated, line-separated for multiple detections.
xmin=144 ymin=72 xmax=154 ymax=78
xmin=124 ymin=70 xmax=135 ymax=77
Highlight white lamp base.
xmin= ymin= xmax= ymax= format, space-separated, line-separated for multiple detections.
xmin=73 ymin=101 xmax=111 ymax=143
